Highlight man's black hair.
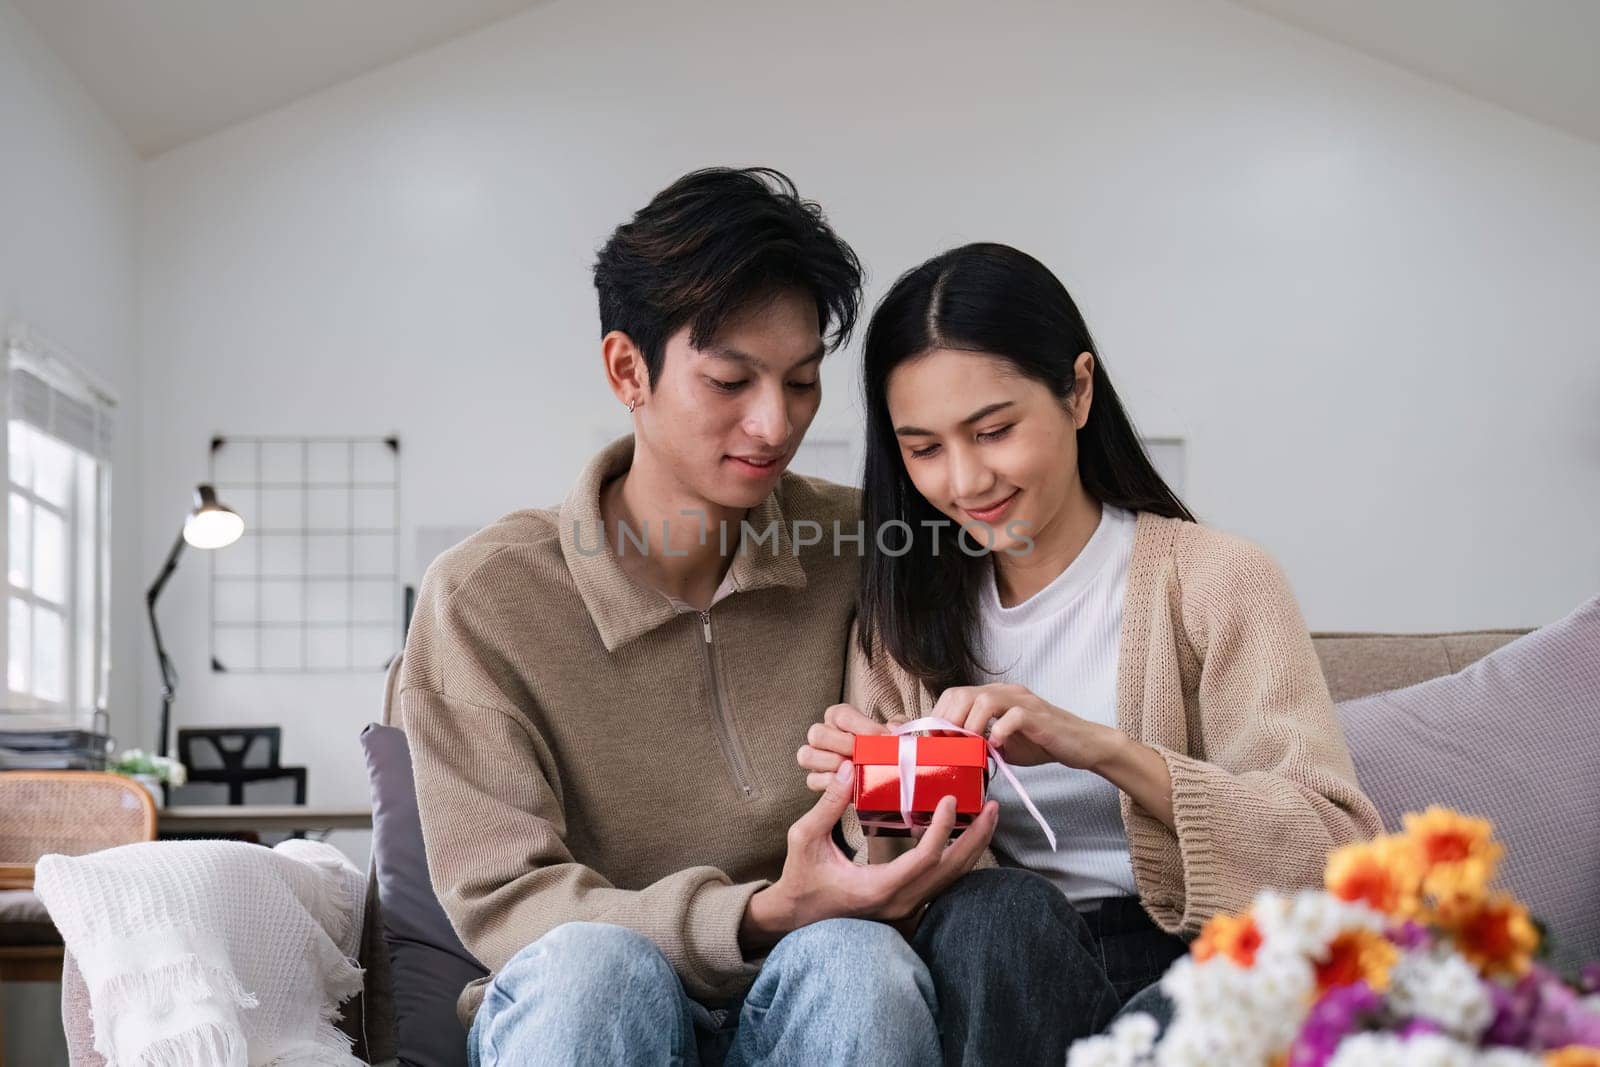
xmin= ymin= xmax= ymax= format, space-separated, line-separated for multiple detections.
xmin=594 ymin=167 xmax=863 ymax=382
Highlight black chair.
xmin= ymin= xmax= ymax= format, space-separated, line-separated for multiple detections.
xmin=173 ymin=725 xmax=307 ymax=807
xmin=167 ymin=726 xmax=309 ymax=844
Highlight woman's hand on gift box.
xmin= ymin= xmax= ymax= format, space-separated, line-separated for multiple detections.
xmin=740 ymin=759 xmax=999 ymax=954
xmin=935 ymin=683 xmax=1179 ymax=829
xmin=796 ymin=702 xmax=888 ymax=792
xmin=930 ymin=683 xmax=1122 ymax=771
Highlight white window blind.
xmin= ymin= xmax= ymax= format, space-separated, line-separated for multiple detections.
xmin=9 ymin=359 xmax=115 ymax=460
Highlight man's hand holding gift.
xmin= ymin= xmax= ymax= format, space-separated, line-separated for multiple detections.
xmin=739 ymin=747 xmax=998 ymax=953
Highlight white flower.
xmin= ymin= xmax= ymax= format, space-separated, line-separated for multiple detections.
xmin=1327 ymin=1033 xmax=1403 ymax=1067
xmin=1152 ymin=945 xmax=1313 ymax=1065
xmin=1478 ymin=1051 xmax=1543 ymax=1067
xmin=1327 ymin=1032 xmax=1542 ymax=1067
xmin=1155 ymin=1017 xmax=1273 ymax=1067
xmin=152 ymin=754 xmax=188 ymax=785
xmin=1253 ymin=888 xmax=1385 ymax=966
xmin=1328 ymin=1032 xmax=1460 ymax=1067
xmin=1108 ymin=1013 xmax=1158 ymax=1055
xmin=1155 ymin=968 xmax=1290 ymax=1066
xmin=1387 ymin=949 xmax=1493 ymax=1042
xmin=1067 ymin=1014 xmax=1160 ymax=1067
xmin=1249 ymin=951 xmax=1316 ymax=1014
xmin=1066 ymin=1037 xmax=1142 ymax=1067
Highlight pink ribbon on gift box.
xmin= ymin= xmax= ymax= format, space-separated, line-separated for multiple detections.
xmin=859 ymin=716 xmax=1057 ymax=852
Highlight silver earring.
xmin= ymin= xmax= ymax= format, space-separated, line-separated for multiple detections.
xmin=626 ymin=400 xmax=637 ymax=414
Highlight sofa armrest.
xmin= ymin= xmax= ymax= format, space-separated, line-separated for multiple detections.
xmin=60 ymin=948 xmax=105 ymax=1066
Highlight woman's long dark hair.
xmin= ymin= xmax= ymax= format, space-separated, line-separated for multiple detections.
xmin=858 ymin=242 xmax=1194 ymax=696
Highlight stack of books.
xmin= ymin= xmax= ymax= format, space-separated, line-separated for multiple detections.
xmin=0 ymin=711 xmax=112 ymax=770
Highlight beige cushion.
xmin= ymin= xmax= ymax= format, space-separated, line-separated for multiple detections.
xmin=1312 ymin=630 xmax=1527 ymax=702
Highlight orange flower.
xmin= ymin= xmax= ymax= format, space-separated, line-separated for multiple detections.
xmin=1314 ymin=929 xmax=1398 ymax=993
xmin=1405 ymin=807 xmax=1496 ymax=864
xmin=1449 ymin=892 xmax=1541 ymax=977
xmin=1544 ymin=1049 xmax=1600 ymax=1067
xmin=1423 ymin=861 xmax=1500 ymax=925
xmin=1326 ymin=838 xmax=1422 ymax=918
xmin=1404 ymin=808 xmax=1501 ymax=885
xmin=1400 ymin=809 xmax=1504 ymax=924
xmin=1194 ymin=912 xmax=1263 ymax=967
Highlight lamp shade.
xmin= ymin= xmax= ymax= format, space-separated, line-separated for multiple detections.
xmin=182 ymin=484 xmax=244 ymax=549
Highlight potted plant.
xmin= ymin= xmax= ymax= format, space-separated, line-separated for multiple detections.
xmin=108 ymin=748 xmax=188 ymax=808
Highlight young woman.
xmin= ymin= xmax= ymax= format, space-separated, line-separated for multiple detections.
xmin=798 ymin=242 xmax=1382 ymax=1062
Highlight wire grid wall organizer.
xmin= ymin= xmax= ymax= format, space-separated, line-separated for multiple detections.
xmin=207 ymin=435 xmax=401 ymax=673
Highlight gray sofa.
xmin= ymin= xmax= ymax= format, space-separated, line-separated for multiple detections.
xmin=61 ymin=620 xmax=1600 ymax=1065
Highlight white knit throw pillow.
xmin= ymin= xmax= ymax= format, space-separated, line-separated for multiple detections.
xmin=35 ymin=838 xmax=365 ymax=1066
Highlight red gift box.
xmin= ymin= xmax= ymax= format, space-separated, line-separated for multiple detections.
xmin=853 ymin=732 xmax=988 ymax=837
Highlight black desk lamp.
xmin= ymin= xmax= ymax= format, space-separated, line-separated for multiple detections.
xmin=147 ymin=484 xmax=244 ymax=759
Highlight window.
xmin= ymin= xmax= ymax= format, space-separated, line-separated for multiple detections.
xmin=2 ymin=335 xmax=113 ymax=727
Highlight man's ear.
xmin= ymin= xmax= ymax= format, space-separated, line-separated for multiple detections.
xmin=1069 ymin=351 xmax=1095 ymax=430
xmin=602 ymin=331 xmax=650 ymax=411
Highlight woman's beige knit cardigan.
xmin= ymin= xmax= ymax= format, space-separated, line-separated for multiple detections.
xmin=846 ymin=512 xmax=1383 ymax=937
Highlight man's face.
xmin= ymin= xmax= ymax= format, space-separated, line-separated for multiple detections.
xmin=637 ymin=288 xmax=825 ymax=510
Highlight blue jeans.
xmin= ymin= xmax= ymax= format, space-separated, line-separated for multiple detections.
xmin=468 ymin=918 xmax=939 ymax=1065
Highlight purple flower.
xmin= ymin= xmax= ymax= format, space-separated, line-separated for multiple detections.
xmin=1387 ymin=921 xmax=1431 ymax=951
xmin=1289 ymin=982 xmax=1385 ymax=1067
xmin=1564 ymin=1003 xmax=1600 ymax=1050
xmin=1529 ymin=976 xmax=1600 ymax=1051
xmin=1530 ymin=979 xmax=1580 ymax=1050
xmin=1484 ymin=972 xmax=1541 ymax=1047
xmin=1579 ymin=961 xmax=1600 ymax=996
xmin=1483 ymin=963 xmax=1600 ymax=1051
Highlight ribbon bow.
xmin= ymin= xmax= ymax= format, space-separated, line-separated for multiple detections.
xmin=882 ymin=716 xmax=1057 ymax=852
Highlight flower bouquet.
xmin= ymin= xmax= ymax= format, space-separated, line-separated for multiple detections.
xmin=1070 ymin=808 xmax=1600 ymax=1067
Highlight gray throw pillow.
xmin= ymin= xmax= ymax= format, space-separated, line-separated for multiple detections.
xmin=361 ymin=723 xmax=489 ymax=1067
xmin=1337 ymin=595 xmax=1600 ymax=972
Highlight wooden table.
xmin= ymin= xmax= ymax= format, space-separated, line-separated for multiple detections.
xmin=157 ymin=805 xmax=372 ymax=834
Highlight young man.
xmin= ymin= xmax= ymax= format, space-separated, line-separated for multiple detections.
xmin=401 ymin=168 xmax=1000 ymax=1064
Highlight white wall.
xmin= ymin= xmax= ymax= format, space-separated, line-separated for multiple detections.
xmin=0 ymin=0 xmax=142 ymax=732
xmin=0 ymin=2 xmax=141 ymax=1059
xmin=138 ymin=0 xmax=1600 ymax=864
